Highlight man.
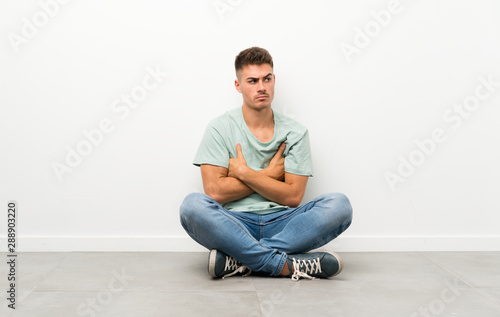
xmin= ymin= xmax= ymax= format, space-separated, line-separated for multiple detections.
xmin=180 ymin=47 xmax=352 ymax=281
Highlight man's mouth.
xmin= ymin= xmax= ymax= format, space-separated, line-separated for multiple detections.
xmin=256 ymin=95 xmax=268 ymax=100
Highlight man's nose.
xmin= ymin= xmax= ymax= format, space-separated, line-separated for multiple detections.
xmin=257 ymin=80 xmax=265 ymax=92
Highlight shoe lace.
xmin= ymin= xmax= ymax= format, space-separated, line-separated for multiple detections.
xmin=222 ymin=256 xmax=252 ymax=279
xmin=290 ymin=257 xmax=322 ymax=281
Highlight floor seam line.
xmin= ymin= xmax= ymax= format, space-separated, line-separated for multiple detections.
xmin=418 ymin=251 xmax=500 ymax=306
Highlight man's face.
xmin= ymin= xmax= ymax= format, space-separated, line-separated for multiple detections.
xmin=235 ymin=64 xmax=275 ymax=111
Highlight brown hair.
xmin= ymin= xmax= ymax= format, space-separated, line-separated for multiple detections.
xmin=235 ymin=47 xmax=273 ymax=76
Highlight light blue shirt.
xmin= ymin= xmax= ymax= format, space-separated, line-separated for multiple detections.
xmin=194 ymin=106 xmax=313 ymax=214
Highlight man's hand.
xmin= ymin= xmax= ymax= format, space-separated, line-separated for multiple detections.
xmin=228 ymin=143 xmax=249 ymax=179
xmin=230 ymin=142 xmax=286 ymax=181
xmin=261 ymin=142 xmax=286 ymax=181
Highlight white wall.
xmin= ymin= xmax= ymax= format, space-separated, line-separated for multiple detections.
xmin=1 ymin=0 xmax=499 ymax=252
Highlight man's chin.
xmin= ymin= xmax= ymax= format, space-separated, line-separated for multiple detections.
xmin=248 ymin=101 xmax=272 ymax=110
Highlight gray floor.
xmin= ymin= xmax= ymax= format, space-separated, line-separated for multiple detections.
xmin=1 ymin=252 xmax=499 ymax=317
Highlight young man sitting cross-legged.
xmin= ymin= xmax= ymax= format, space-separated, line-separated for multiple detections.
xmin=179 ymin=47 xmax=353 ymax=281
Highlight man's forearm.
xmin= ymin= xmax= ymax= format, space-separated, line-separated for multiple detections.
xmin=210 ymin=176 xmax=253 ymax=205
xmin=209 ymin=168 xmax=278 ymax=205
xmin=238 ymin=167 xmax=297 ymax=207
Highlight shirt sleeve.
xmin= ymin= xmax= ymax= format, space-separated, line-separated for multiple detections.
xmin=284 ymin=129 xmax=314 ymax=177
xmin=193 ymin=120 xmax=230 ymax=168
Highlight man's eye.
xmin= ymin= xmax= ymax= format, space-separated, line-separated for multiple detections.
xmin=248 ymin=80 xmax=256 ymax=83
xmin=265 ymin=78 xmax=271 ymax=82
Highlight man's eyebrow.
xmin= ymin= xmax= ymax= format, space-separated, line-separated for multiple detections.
xmin=246 ymin=73 xmax=273 ymax=80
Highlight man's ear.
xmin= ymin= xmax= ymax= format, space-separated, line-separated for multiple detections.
xmin=234 ymin=79 xmax=242 ymax=93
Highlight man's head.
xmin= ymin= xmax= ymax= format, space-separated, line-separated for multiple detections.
xmin=235 ymin=47 xmax=274 ymax=78
xmin=234 ymin=47 xmax=275 ymax=111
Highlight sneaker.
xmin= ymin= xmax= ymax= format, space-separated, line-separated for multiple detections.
xmin=208 ymin=249 xmax=252 ymax=279
xmin=287 ymin=251 xmax=343 ymax=281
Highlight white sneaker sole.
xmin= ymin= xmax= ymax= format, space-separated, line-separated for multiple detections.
xmin=208 ymin=249 xmax=218 ymax=278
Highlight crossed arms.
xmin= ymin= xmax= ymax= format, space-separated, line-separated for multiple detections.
xmin=200 ymin=143 xmax=309 ymax=208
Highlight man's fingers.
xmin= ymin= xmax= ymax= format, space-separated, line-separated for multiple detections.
xmin=276 ymin=142 xmax=286 ymax=157
xmin=269 ymin=142 xmax=286 ymax=164
xmin=236 ymin=143 xmax=243 ymax=158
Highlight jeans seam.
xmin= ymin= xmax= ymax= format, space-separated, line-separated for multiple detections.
xmin=262 ymin=203 xmax=310 ymax=226
xmin=229 ymin=213 xmax=260 ymax=226
xmin=259 ymin=215 xmax=263 ymax=240
xmin=272 ymin=252 xmax=288 ymax=276
xmin=208 ymin=195 xmax=262 ymax=226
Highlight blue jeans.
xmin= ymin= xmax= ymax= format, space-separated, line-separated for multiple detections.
xmin=179 ymin=192 xmax=353 ymax=276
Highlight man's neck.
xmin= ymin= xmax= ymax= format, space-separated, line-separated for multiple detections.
xmin=242 ymin=104 xmax=274 ymax=130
